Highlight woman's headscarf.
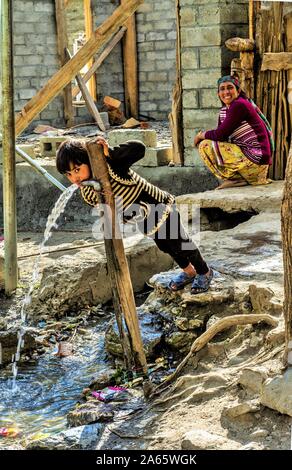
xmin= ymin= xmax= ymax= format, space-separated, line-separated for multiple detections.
xmin=217 ymin=75 xmax=241 ymax=90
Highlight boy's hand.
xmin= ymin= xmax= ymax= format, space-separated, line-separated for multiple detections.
xmin=95 ymin=136 xmax=109 ymax=156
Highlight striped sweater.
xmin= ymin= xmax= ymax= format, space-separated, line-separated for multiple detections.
xmin=80 ymin=141 xmax=175 ymax=236
xmin=205 ymin=96 xmax=272 ymax=165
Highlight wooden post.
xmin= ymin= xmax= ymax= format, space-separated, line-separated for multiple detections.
xmin=66 ymin=49 xmax=105 ymax=131
xmin=84 ymin=0 xmax=97 ymax=101
xmin=55 ymin=0 xmax=74 ymax=128
xmin=285 ymin=13 xmax=292 ymax=137
xmin=85 ymin=141 xmax=148 ymax=376
xmin=72 ymin=27 xmax=127 ymax=99
xmin=1 ymin=0 xmax=18 ymax=294
xmin=121 ymin=0 xmax=138 ymax=119
xmin=169 ymin=0 xmax=184 ymax=165
xmin=249 ymin=0 xmax=254 ymax=40
xmin=15 ymin=0 xmax=144 ymax=137
xmin=281 ymin=139 xmax=292 ymax=367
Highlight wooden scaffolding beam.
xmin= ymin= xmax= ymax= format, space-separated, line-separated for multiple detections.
xmin=121 ymin=0 xmax=138 ymax=119
xmin=72 ymin=26 xmax=127 ymax=99
xmin=55 ymin=0 xmax=74 ymax=128
xmin=15 ymin=0 xmax=144 ymax=137
xmin=84 ymin=0 xmax=97 ymax=101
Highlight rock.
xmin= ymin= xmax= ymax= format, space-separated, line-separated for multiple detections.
xmin=0 ymin=317 xmax=7 ymax=331
xmin=26 ymin=423 xmax=102 ymax=450
xmin=165 ymin=331 xmax=197 ymax=352
xmin=266 ymin=326 xmax=285 ymax=345
xmin=0 ymin=327 xmax=38 ymax=365
xmin=260 ymin=369 xmax=292 ymax=417
xmin=181 ymin=429 xmax=226 ymax=450
xmin=223 ymin=399 xmax=260 ymax=418
xmin=67 ymin=403 xmax=114 ymax=427
xmin=250 ymin=429 xmax=270 ymax=439
xmin=238 ymin=366 xmax=268 ymax=393
xmin=249 ymin=285 xmax=274 ymax=313
xmin=89 ymin=368 xmax=117 ymax=390
xmin=249 ymin=332 xmax=263 ymax=348
xmin=105 ymin=308 xmax=163 ymax=359
xmin=241 ymin=441 xmax=264 ymax=450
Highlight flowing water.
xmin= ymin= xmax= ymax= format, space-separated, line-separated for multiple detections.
xmin=12 ymin=184 xmax=78 ymax=390
xmin=0 ymin=184 xmax=111 ymax=447
xmin=0 ymin=320 xmax=108 ymax=447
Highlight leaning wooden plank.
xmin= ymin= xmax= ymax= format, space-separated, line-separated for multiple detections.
xmin=86 ymin=140 xmax=148 ymax=375
xmin=121 ymin=0 xmax=138 ymax=118
xmin=55 ymin=0 xmax=74 ymax=128
xmin=261 ymin=52 xmax=292 ymax=71
xmin=66 ymin=49 xmax=106 ymax=131
xmin=72 ymin=26 xmax=127 ymax=99
xmin=84 ymin=0 xmax=96 ymax=101
xmin=15 ymin=0 xmax=144 ymax=137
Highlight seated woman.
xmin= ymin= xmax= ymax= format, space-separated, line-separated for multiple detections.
xmin=194 ymin=75 xmax=274 ymax=190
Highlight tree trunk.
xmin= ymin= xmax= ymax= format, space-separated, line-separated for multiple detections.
xmin=281 ymin=139 xmax=292 ymax=366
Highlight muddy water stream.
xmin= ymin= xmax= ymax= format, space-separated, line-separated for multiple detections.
xmin=0 ymin=318 xmax=108 ymax=448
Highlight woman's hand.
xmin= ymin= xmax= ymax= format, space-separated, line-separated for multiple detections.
xmin=95 ymin=136 xmax=109 ymax=156
xmin=193 ymin=131 xmax=205 ymax=147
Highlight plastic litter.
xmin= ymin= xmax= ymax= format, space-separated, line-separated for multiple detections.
xmin=0 ymin=426 xmax=20 ymax=438
xmin=92 ymin=385 xmax=129 ymax=403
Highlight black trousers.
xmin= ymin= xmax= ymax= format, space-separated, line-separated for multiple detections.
xmin=140 ymin=205 xmax=209 ymax=274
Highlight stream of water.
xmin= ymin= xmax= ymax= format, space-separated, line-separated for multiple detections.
xmin=0 ymin=319 xmax=108 ymax=448
xmin=0 ymin=183 xmax=110 ymax=447
xmin=11 ymin=184 xmax=78 ymax=390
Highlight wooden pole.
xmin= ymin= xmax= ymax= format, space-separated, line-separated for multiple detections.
xmin=169 ymin=0 xmax=184 ymax=165
xmin=66 ymin=49 xmax=105 ymax=131
xmin=15 ymin=0 xmax=144 ymax=137
xmin=55 ymin=0 xmax=74 ymax=128
xmin=1 ymin=0 xmax=18 ymax=294
xmin=281 ymin=138 xmax=292 ymax=367
xmin=120 ymin=0 xmax=138 ymax=119
xmin=85 ymin=141 xmax=148 ymax=376
xmin=72 ymin=26 xmax=127 ymax=99
xmin=249 ymin=0 xmax=254 ymax=40
xmin=83 ymin=0 xmax=97 ymax=101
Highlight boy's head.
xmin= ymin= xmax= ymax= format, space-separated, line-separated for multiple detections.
xmin=56 ymin=139 xmax=91 ymax=186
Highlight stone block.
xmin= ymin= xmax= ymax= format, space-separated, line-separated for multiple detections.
xmin=181 ymin=49 xmax=199 ymax=70
xmin=200 ymin=88 xmax=220 ymax=108
xmin=183 ymin=90 xmax=199 ymax=109
xmin=199 ymin=47 xmax=222 ymax=68
xmin=180 ymin=27 xmax=221 ymax=47
xmin=133 ymin=148 xmax=157 ymax=167
xmin=182 ymin=69 xmax=221 ymax=90
xmin=39 ymin=136 xmax=68 ymax=157
xmin=157 ymin=146 xmax=173 ymax=165
xmin=180 ymin=7 xmax=198 ymax=26
xmin=183 ymin=109 xmax=219 ymax=129
xmin=108 ymin=129 xmax=157 ymax=148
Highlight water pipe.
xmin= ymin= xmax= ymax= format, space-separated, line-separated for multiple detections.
xmin=15 ymin=146 xmax=66 ymax=192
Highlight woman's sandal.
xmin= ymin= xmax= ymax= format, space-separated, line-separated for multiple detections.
xmin=191 ymin=268 xmax=214 ymax=295
xmin=169 ymin=271 xmax=196 ymax=291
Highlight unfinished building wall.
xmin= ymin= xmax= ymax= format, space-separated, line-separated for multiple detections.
xmin=13 ymin=0 xmax=64 ymax=129
xmin=181 ymin=0 xmax=249 ymax=166
xmin=11 ymin=0 xmax=248 ymax=134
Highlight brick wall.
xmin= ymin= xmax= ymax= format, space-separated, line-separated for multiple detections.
xmin=13 ymin=0 xmax=64 ymax=128
xmin=181 ymin=0 xmax=249 ymax=166
xmin=10 ymin=0 xmax=248 ymax=136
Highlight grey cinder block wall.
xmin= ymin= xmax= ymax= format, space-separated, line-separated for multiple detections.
xmin=10 ymin=0 xmax=247 ymax=149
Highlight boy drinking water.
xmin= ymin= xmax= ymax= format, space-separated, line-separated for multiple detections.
xmin=56 ymin=136 xmax=213 ymax=294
